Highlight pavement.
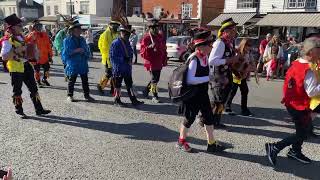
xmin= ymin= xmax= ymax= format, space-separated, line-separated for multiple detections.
xmin=0 ymin=55 xmax=319 ymax=180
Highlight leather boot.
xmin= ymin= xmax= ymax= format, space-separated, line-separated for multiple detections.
xmin=31 ymin=93 xmax=51 ymax=115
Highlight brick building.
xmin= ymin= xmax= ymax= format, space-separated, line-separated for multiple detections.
xmin=141 ymin=0 xmax=224 ymax=26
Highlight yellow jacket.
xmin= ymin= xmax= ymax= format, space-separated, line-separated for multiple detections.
xmin=309 ymin=63 xmax=320 ymax=110
xmin=98 ymin=26 xmax=118 ymax=67
xmin=5 ymin=37 xmax=25 ymax=73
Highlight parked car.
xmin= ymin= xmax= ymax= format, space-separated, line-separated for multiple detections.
xmin=93 ymin=29 xmax=104 ymax=52
xmin=166 ymin=36 xmax=192 ymax=61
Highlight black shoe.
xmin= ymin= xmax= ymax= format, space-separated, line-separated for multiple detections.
xmin=207 ymin=142 xmax=227 ymax=153
xmin=132 ymin=99 xmax=144 ymax=106
xmin=16 ymin=110 xmax=28 ymax=119
xmin=36 ymin=109 xmax=51 ymax=116
xmin=224 ymin=108 xmax=236 ymax=115
xmin=97 ymin=84 xmax=104 ymax=95
xmin=42 ymin=79 xmax=51 ymax=86
xmin=241 ymin=109 xmax=253 ymax=117
xmin=287 ymin=149 xmax=312 ymax=164
xmin=114 ymin=98 xmax=127 ymax=107
xmin=265 ymin=143 xmax=279 ymax=166
xmin=215 ymin=123 xmax=227 ymax=129
xmin=84 ymin=95 xmax=95 ymax=102
xmin=143 ymin=89 xmax=149 ymax=98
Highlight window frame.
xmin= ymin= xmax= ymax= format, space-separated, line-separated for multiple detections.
xmin=80 ymin=1 xmax=89 ymax=14
xmin=237 ymin=0 xmax=259 ymax=9
xmin=47 ymin=5 xmax=51 ymax=16
xmin=287 ymin=0 xmax=317 ymax=9
xmin=182 ymin=3 xmax=193 ymax=19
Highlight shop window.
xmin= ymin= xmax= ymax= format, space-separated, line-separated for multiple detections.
xmin=80 ymin=1 xmax=89 ymax=14
xmin=287 ymin=0 xmax=316 ymax=8
xmin=182 ymin=3 xmax=192 ymax=19
xmin=237 ymin=0 xmax=259 ymax=9
xmin=54 ymin=5 xmax=58 ymax=14
xmin=66 ymin=2 xmax=75 ymax=15
xmin=153 ymin=6 xmax=162 ymax=18
xmin=47 ymin=6 xmax=51 ymax=16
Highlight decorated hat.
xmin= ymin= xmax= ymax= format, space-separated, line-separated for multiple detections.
xmin=119 ymin=24 xmax=132 ymax=33
xmin=69 ymin=19 xmax=82 ymax=30
xmin=218 ymin=18 xmax=238 ymax=37
xmin=3 ymin=13 xmax=22 ymax=27
xmin=32 ymin=19 xmax=42 ymax=28
xmin=147 ymin=18 xmax=159 ymax=27
xmin=193 ymin=29 xmax=213 ymax=47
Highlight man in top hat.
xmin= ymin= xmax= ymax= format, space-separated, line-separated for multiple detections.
xmin=96 ymin=20 xmax=121 ymax=95
xmin=110 ymin=24 xmax=144 ymax=106
xmin=208 ymin=18 xmax=239 ymax=128
xmin=140 ymin=18 xmax=167 ymax=103
xmin=25 ymin=20 xmax=53 ymax=87
xmin=0 ymin=14 xmax=51 ymax=118
xmin=62 ymin=20 xmax=95 ymax=102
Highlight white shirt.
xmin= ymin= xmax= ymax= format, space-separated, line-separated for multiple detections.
xmin=187 ymin=56 xmax=210 ymax=85
xmin=263 ymin=44 xmax=284 ymax=61
xmin=208 ymin=39 xmax=227 ymax=67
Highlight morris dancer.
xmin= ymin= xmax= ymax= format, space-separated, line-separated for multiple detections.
xmin=208 ymin=18 xmax=239 ymax=128
xmin=177 ymin=29 xmax=226 ymax=153
xmin=140 ymin=18 xmax=167 ymax=103
xmin=25 ymin=20 xmax=53 ymax=87
xmin=266 ymin=37 xmax=320 ymax=166
xmin=0 ymin=14 xmax=51 ymax=119
xmin=96 ymin=16 xmax=120 ymax=95
xmin=110 ymin=22 xmax=144 ymax=107
xmin=62 ymin=20 xmax=95 ymax=102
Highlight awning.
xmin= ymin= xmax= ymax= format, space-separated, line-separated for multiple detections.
xmin=256 ymin=13 xmax=320 ymax=27
xmin=207 ymin=13 xmax=256 ymax=26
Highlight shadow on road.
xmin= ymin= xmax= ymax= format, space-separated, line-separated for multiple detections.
xmin=28 ymin=115 xmax=207 ymax=146
xmin=214 ymin=151 xmax=320 ymax=180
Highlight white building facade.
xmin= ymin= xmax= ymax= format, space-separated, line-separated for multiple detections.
xmin=0 ymin=0 xmax=43 ymax=21
xmin=209 ymin=0 xmax=320 ymax=40
xmin=43 ymin=0 xmax=114 ymax=17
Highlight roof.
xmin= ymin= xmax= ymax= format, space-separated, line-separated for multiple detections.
xmin=256 ymin=13 xmax=320 ymax=27
xmin=19 ymin=1 xmax=43 ymax=8
xmin=207 ymin=13 xmax=256 ymax=26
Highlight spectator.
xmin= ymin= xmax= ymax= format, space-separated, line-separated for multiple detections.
xmin=257 ymin=33 xmax=272 ymax=73
xmin=263 ymin=35 xmax=284 ymax=80
xmin=129 ymin=29 xmax=138 ymax=64
xmin=85 ymin=29 xmax=94 ymax=58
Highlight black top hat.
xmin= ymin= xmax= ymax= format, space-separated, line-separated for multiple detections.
xmin=4 ymin=13 xmax=22 ymax=27
xmin=119 ymin=24 xmax=132 ymax=33
xmin=32 ymin=19 xmax=42 ymax=27
xmin=69 ymin=20 xmax=82 ymax=30
xmin=147 ymin=18 xmax=159 ymax=27
xmin=193 ymin=30 xmax=213 ymax=47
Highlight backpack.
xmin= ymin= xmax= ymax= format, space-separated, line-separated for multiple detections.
xmin=168 ymin=52 xmax=198 ymax=103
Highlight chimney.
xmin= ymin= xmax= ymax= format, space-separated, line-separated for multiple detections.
xmin=26 ymin=0 xmax=33 ymax=6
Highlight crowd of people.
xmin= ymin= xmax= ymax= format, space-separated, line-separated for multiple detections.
xmin=0 ymin=11 xmax=320 ymax=178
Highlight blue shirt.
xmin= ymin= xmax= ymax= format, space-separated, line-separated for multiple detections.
xmin=62 ymin=35 xmax=90 ymax=76
xmin=110 ymin=37 xmax=133 ymax=77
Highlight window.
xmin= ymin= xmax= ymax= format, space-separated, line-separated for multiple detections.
xmin=12 ymin=7 xmax=15 ymax=13
xmin=133 ymin=7 xmax=141 ymax=15
xmin=3 ymin=8 xmax=5 ymax=16
xmin=9 ymin=7 xmax=11 ymax=14
xmin=54 ymin=5 xmax=58 ymax=14
xmin=66 ymin=2 xmax=75 ymax=15
xmin=287 ymin=0 xmax=317 ymax=8
xmin=80 ymin=1 xmax=89 ymax=14
xmin=153 ymin=6 xmax=162 ymax=18
xmin=47 ymin=6 xmax=51 ymax=15
xmin=182 ymin=3 xmax=192 ymax=19
xmin=237 ymin=0 xmax=259 ymax=9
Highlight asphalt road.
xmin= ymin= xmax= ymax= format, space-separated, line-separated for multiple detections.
xmin=0 ymin=55 xmax=319 ymax=180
